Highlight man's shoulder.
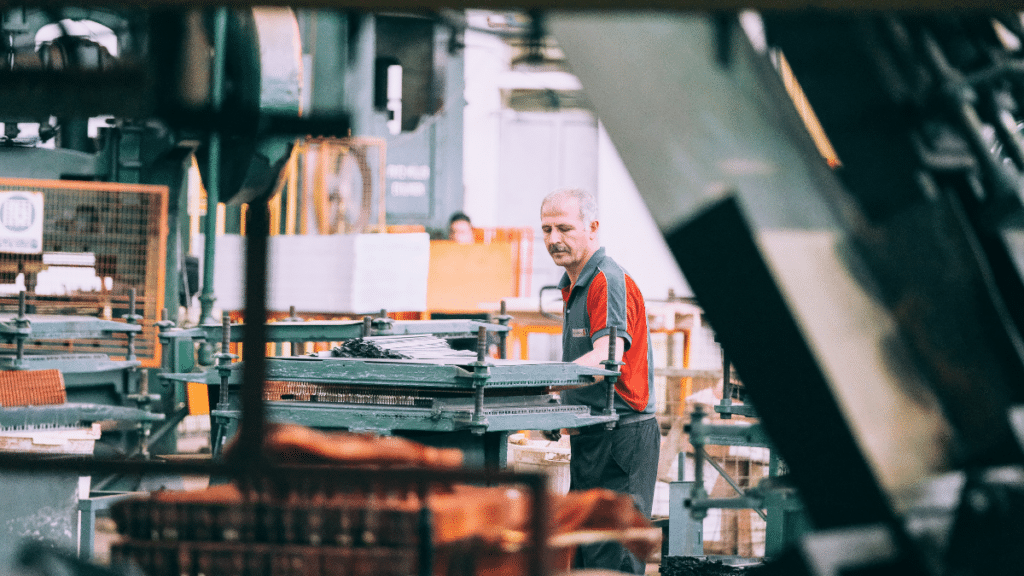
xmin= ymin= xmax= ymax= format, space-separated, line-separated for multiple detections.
xmin=592 ymin=250 xmax=625 ymax=276
xmin=592 ymin=252 xmax=637 ymax=288
xmin=590 ymin=254 xmax=646 ymax=298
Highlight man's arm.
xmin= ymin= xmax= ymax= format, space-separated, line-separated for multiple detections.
xmin=541 ymin=335 xmax=627 ymax=440
xmin=574 ymin=335 xmax=627 ymax=379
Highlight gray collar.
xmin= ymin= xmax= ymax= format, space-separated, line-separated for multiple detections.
xmin=557 ymin=247 xmax=606 ymax=292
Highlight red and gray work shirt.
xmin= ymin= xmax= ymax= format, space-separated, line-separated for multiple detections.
xmin=559 ymin=247 xmax=656 ymax=416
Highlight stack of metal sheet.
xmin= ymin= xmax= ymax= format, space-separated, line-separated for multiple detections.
xmin=325 ymin=335 xmax=478 ymax=361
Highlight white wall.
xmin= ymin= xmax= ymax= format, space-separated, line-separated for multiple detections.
xmin=596 ymin=123 xmax=691 ymax=300
xmin=461 ymin=28 xmax=692 ymax=300
xmin=462 ymin=28 xmax=509 ymax=228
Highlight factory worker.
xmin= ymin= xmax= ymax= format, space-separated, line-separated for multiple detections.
xmin=540 ymin=187 xmax=659 ymax=575
xmin=448 ymin=212 xmax=475 ymax=243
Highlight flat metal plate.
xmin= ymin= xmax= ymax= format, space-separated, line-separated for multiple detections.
xmin=213 ymin=396 xmax=618 ymax=432
xmin=0 ymin=403 xmax=164 ymax=428
xmin=172 ymin=320 xmax=365 ymax=344
xmin=167 ymin=356 xmax=616 ymax=389
xmin=379 ymin=320 xmax=510 ymax=337
xmin=167 ymin=318 xmax=508 ymax=344
xmin=0 ymin=315 xmax=142 ymax=341
xmin=0 ymin=354 xmax=141 ymax=373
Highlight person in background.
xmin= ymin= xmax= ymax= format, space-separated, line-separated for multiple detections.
xmin=540 ymin=187 xmax=658 ymax=575
xmin=448 ymin=212 xmax=475 ymax=244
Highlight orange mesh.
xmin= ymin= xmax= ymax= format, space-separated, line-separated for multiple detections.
xmin=0 ymin=368 xmax=66 ymax=407
xmin=0 ymin=178 xmax=168 ymax=367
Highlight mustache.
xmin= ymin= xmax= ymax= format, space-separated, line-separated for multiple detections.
xmin=548 ymin=244 xmax=570 ymax=254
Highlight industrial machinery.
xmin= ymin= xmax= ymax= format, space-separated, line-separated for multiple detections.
xmin=13 ymin=4 xmax=1024 ymax=576
xmin=159 ymin=314 xmax=622 ymax=468
xmin=663 ymin=348 xmax=809 ymax=562
xmin=549 ymin=8 xmax=1024 ymax=576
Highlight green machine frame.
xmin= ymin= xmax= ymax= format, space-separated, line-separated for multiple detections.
xmin=158 ymin=315 xmax=623 ymax=468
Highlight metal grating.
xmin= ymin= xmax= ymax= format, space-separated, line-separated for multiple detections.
xmin=0 ymin=368 xmax=65 ymax=407
xmin=0 ymin=178 xmax=167 ymax=366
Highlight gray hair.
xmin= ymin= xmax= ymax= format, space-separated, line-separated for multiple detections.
xmin=541 ymin=187 xmax=599 ymax=225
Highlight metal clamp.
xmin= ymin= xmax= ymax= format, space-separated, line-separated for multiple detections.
xmin=12 ymin=290 xmax=30 ymax=367
xmin=154 ymin=308 xmax=176 ymax=331
xmin=600 ymin=326 xmax=623 ymax=429
xmin=493 ymin=300 xmax=513 ymax=360
xmin=470 ymin=326 xmax=491 ymax=434
xmin=121 ymin=288 xmax=144 ymax=361
xmin=370 ymin=309 xmax=395 ymax=332
xmin=279 ymin=305 xmax=306 ymax=356
xmin=212 ymin=312 xmax=239 ymax=456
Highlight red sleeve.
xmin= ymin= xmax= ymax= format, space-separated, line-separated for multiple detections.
xmin=587 ymin=271 xmax=608 ymax=336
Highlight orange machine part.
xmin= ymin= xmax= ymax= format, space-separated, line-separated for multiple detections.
xmin=0 ymin=368 xmax=66 ymax=407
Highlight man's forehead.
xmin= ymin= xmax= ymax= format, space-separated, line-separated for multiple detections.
xmin=541 ymin=196 xmax=581 ymax=217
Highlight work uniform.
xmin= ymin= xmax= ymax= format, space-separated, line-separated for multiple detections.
xmin=559 ymin=247 xmax=660 ymax=575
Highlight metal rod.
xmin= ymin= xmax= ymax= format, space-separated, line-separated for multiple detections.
xmin=219 ymin=312 xmax=231 ymax=408
xmin=473 ymin=384 xmax=485 ymax=422
xmin=15 ymin=290 xmax=26 ymax=364
xmin=138 ymin=406 xmax=190 ymax=453
xmin=688 ymin=405 xmax=709 ymax=521
xmin=198 ymin=6 xmax=229 ymax=329
xmin=0 ymin=452 xmax=547 ymax=484
xmin=720 ymin=348 xmax=733 ymax=419
xmin=288 ymin=305 xmax=302 ymax=356
xmin=126 ymin=288 xmax=138 ymax=361
xmin=531 ymin=475 xmax=550 ymax=576
xmin=137 ymin=371 xmax=151 ymax=459
xmin=472 ymin=326 xmax=489 ymax=426
xmin=236 ymin=198 xmax=270 ymax=467
xmin=498 ymin=300 xmax=509 ymax=359
xmin=698 ymin=445 xmax=768 ymax=522
xmin=417 ymin=492 xmax=434 ymax=576
xmin=605 ymin=325 xmax=618 ymax=416
xmin=363 ymin=316 xmax=372 ymax=337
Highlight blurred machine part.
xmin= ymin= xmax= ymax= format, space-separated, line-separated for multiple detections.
xmin=549 ymin=8 xmax=1024 ymax=576
xmin=106 ymin=424 xmax=659 ymax=576
xmin=0 ymin=365 xmax=160 ymax=569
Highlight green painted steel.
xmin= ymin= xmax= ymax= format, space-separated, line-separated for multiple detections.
xmin=0 ymin=403 xmax=163 ymax=428
xmin=0 ymin=354 xmax=139 ymax=374
xmin=160 ymin=318 xmax=508 ymax=346
xmin=381 ymin=320 xmax=510 ymax=337
xmin=166 ymin=356 xmax=613 ymax=389
xmin=213 ymin=395 xmax=616 ymax=433
xmin=0 ymin=315 xmax=141 ymax=342
xmin=198 ymin=6 xmax=230 ymax=332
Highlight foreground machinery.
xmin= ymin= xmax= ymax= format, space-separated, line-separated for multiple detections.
xmin=551 ymin=8 xmax=1024 ymax=576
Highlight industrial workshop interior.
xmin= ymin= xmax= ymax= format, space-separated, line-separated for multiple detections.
xmin=5 ymin=2 xmax=1024 ymax=576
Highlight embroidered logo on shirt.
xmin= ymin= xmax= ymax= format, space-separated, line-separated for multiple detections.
xmin=572 ymin=328 xmax=588 ymax=338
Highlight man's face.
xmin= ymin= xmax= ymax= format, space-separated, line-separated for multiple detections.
xmin=541 ymin=197 xmax=596 ymax=271
xmin=449 ymin=220 xmax=474 ymax=244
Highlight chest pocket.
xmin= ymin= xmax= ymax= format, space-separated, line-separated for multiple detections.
xmin=571 ymin=328 xmax=588 ymax=338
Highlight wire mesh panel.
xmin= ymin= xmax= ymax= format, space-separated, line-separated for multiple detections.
xmin=0 ymin=178 xmax=167 ymax=366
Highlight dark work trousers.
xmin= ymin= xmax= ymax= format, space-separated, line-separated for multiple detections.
xmin=569 ymin=416 xmax=660 ymax=575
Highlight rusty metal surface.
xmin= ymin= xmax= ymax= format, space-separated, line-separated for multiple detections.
xmin=0 ymin=368 xmax=65 ymax=407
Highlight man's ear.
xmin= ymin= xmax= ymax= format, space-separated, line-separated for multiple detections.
xmin=590 ymin=219 xmax=600 ymax=236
